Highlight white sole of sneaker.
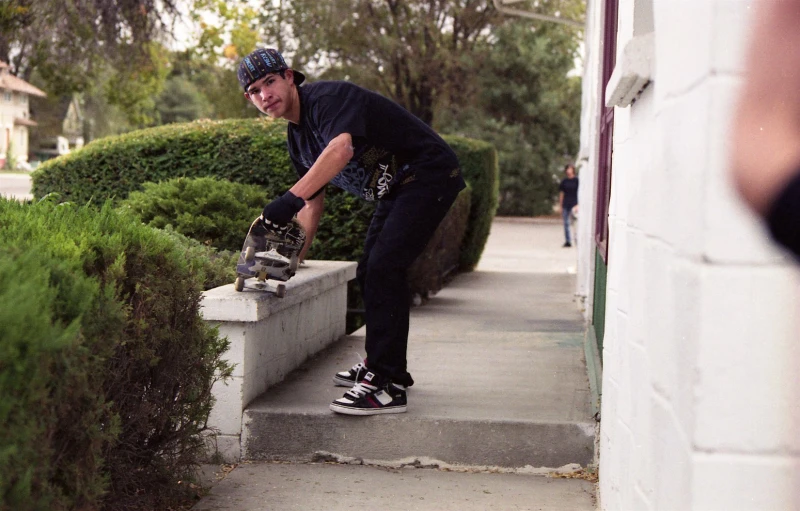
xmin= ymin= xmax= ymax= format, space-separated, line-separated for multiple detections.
xmin=329 ymin=403 xmax=407 ymax=415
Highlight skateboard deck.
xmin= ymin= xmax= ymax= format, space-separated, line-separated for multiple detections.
xmin=234 ymin=218 xmax=306 ymax=297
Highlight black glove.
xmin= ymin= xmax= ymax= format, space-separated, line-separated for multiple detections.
xmin=261 ymin=191 xmax=305 ymax=228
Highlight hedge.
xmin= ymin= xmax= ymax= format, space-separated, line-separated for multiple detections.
xmin=0 ymin=198 xmax=233 ymax=511
xmin=120 ymin=176 xmax=268 ymax=252
xmin=441 ymin=135 xmax=499 ymax=271
xmin=408 ymin=185 xmax=472 ymax=298
xmin=31 ymin=119 xmax=498 ymax=270
xmin=31 ymin=118 xmax=296 ymax=204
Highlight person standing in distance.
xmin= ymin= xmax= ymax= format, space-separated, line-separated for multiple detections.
xmin=558 ymin=164 xmax=579 ymax=248
xmin=238 ymin=48 xmax=466 ymax=416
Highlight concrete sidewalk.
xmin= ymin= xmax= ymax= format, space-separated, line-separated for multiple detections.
xmin=194 ymin=218 xmax=596 ymax=510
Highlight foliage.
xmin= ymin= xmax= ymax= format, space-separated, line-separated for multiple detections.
xmin=120 ymin=176 xmax=265 ymax=252
xmin=263 ymin=0 xmax=500 ymax=125
xmin=408 ymin=186 xmax=472 ymax=297
xmin=0 ymin=198 xmax=232 ymax=511
xmin=190 ymin=0 xmax=261 ymax=63
xmin=3 ymin=140 xmax=17 ymax=170
xmin=1 ymin=0 xmax=178 ymax=88
xmin=161 ymin=77 xmax=202 ymax=125
xmin=157 ymin=226 xmax=238 ymax=290
xmin=438 ymin=19 xmax=582 ymax=215
xmin=442 ymin=135 xmax=499 ymax=270
xmin=0 ymin=243 xmax=112 ymax=510
xmin=164 ymin=50 xmax=260 ymax=121
xmin=31 ymin=118 xmax=296 ymax=205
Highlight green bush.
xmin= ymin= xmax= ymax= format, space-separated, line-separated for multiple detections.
xmin=0 ymin=198 xmax=233 ymax=511
xmin=442 ymin=135 xmax=499 ymax=270
xmin=120 ymin=176 xmax=267 ymax=252
xmin=408 ymin=186 xmax=472 ymax=298
xmin=0 ymin=249 xmax=114 ymax=510
xmin=31 ymin=118 xmax=296 ymax=204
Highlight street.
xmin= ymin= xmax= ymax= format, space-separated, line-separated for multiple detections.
xmin=0 ymin=173 xmax=33 ymax=201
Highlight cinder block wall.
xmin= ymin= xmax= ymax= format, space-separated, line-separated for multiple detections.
xmin=591 ymin=0 xmax=800 ymax=509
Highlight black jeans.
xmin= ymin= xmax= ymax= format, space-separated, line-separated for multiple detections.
xmin=357 ymin=175 xmax=465 ymax=386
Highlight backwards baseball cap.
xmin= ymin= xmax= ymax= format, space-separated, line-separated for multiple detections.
xmin=238 ymin=48 xmax=306 ymax=91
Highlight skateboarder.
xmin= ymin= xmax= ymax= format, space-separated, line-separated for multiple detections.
xmin=238 ymin=48 xmax=466 ymax=415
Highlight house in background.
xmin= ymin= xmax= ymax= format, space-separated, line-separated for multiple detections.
xmin=0 ymin=61 xmax=46 ymax=168
xmin=29 ymin=93 xmax=85 ymax=162
xmin=577 ymin=0 xmax=800 ymax=509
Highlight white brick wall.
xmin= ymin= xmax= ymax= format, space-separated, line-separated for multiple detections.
xmin=581 ymin=0 xmax=800 ymax=509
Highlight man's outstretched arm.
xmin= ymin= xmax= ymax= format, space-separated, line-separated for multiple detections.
xmin=261 ymin=133 xmax=354 ymax=227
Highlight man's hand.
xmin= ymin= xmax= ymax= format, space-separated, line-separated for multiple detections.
xmin=262 ymin=191 xmax=306 ymax=228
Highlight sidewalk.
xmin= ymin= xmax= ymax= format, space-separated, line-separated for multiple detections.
xmin=193 ymin=218 xmax=596 ymax=511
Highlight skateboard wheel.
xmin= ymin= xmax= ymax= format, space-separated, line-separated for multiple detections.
xmin=289 ymin=254 xmax=299 ymax=273
xmin=275 ymin=284 xmax=286 ymax=298
xmin=235 ymin=277 xmax=244 ymax=292
xmin=245 ymin=246 xmax=255 ymax=262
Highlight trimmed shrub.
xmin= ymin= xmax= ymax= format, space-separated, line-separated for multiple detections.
xmin=31 ymin=118 xmax=296 ymax=204
xmin=0 ymin=198 xmax=233 ymax=511
xmin=120 ymin=176 xmax=267 ymax=252
xmin=408 ymin=186 xmax=472 ymax=298
xmin=442 ymin=135 xmax=499 ymax=271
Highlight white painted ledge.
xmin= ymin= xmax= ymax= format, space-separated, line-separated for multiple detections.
xmin=201 ymin=260 xmax=357 ymax=462
xmin=605 ymin=32 xmax=655 ymax=108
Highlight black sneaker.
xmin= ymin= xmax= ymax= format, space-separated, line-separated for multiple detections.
xmin=563 ymin=242 xmax=572 ymax=247
xmin=329 ymin=372 xmax=408 ymax=415
xmin=332 ymin=360 xmax=367 ymax=387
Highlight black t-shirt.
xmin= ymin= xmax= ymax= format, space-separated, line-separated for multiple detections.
xmin=559 ymin=177 xmax=579 ymax=210
xmin=287 ymin=81 xmax=461 ymax=201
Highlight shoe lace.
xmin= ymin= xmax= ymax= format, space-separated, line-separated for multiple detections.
xmin=350 ymin=353 xmax=366 ymax=379
xmin=346 ymin=381 xmax=378 ymax=399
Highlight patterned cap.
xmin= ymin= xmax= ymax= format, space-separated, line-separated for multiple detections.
xmin=238 ymin=48 xmax=306 ymax=91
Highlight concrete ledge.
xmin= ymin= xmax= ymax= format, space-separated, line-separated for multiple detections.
xmin=202 ymin=260 xmax=357 ymax=322
xmin=201 ymin=260 xmax=357 ymax=462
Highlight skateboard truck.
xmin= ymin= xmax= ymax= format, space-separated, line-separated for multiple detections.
xmin=234 ymin=219 xmax=306 ymax=297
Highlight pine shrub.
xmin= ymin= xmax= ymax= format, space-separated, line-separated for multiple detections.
xmin=120 ymin=176 xmax=268 ymax=252
xmin=0 ymin=198 xmax=233 ymax=511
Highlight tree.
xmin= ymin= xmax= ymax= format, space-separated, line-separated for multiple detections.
xmin=0 ymin=0 xmax=179 ymax=84
xmin=262 ymin=0 xmax=501 ymax=125
xmin=166 ymin=1 xmax=262 ymax=120
xmin=438 ymin=18 xmax=583 ymax=215
xmin=155 ymin=76 xmax=212 ymax=125
xmin=1 ymin=0 xmax=181 ymax=128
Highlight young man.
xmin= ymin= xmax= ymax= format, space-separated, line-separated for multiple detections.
xmin=558 ymin=164 xmax=579 ymax=248
xmin=238 ymin=48 xmax=465 ymax=415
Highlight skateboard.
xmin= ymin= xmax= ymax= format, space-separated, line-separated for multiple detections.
xmin=234 ymin=218 xmax=306 ymax=297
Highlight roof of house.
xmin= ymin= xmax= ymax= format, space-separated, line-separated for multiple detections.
xmin=0 ymin=62 xmax=46 ymax=97
xmin=14 ymin=117 xmax=38 ymax=127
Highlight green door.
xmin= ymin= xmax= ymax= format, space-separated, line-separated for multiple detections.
xmin=592 ymin=249 xmax=607 ymax=357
